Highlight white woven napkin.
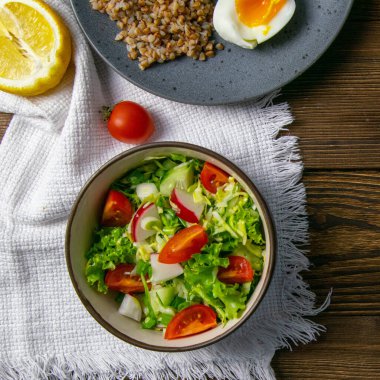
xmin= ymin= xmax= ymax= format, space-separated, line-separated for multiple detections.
xmin=0 ymin=1 xmax=328 ymax=379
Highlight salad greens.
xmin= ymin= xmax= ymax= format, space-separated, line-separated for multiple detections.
xmin=85 ymin=227 xmax=136 ymax=293
xmin=85 ymin=154 xmax=265 ymax=336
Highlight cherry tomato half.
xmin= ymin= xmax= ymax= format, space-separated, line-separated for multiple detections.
xmin=101 ymin=190 xmax=134 ymax=227
xmin=218 ymin=256 xmax=254 ymax=284
xmin=200 ymin=162 xmax=230 ymax=194
xmin=164 ymin=304 xmax=217 ymax=340
xmin=158 ymin=225 xmax=208 ymax=264
xmin=105 ymin=264 xmax=148 ymax=294
xmin=107 ymin=101 xmax=154 ymax=144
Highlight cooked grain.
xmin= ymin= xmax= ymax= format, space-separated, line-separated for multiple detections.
xmin=90 ymin=0 xmax=223 ymax=70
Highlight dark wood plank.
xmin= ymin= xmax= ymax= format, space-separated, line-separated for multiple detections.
xmin=273 ymin=316 xmax=380 ymax=380
xmin=350 ymin=1 xmax=380 ymax=21
xmin=272 ymin=171 xmax=380 ymax=378
xmin=0 ymin=113 xmax=11 ymax=141
xmin=282 ymin=0 xmax=380 ymax=169
xmin=304 ymin=171 xmax=380 ymax=316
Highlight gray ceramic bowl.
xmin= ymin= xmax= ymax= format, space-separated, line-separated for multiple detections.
xmin=65 ymin=142 xmax=276 ymax=351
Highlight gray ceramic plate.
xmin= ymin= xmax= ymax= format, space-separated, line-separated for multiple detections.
xmin=71 ymin=0 xmax=353 ymax=105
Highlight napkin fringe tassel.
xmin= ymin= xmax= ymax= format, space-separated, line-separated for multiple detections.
xmin=1 ymin=94 xmax=330 ymax=380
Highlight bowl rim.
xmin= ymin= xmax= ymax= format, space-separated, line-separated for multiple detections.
xmin=65 ymin=141 xmax=277 ymax=352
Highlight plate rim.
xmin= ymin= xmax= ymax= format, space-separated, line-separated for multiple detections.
xmin=70 ymin=0 xmax=354 ymax=106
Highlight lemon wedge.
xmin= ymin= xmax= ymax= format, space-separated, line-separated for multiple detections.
xmin=0 ymin=0 xmax=71 ymax=96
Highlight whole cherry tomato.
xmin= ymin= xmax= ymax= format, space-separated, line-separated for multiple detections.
xmin=105 ymin=101 xmax=154 ymax=144
xmin=164 ymin=304 xmax=217 ymax=340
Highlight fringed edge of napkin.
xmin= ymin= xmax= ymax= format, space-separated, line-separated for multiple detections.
xmin=0 ymin=94 xmax=330 ymax=380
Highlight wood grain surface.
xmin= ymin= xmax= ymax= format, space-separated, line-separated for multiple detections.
xmin=272 ymin=1 xmax=380 ymax=378
xmin=304 ymin=171 xmax=380 ymax=315
xmin=282 ymin=0 xmax=380 ymax=170
xmin=0 ymin=113 xmax=11 ymax=140
xmin=273 ymin=316 xmax=380 ymax=380
xmin=272 ymin=171 xmax=380 ymax=379
xmin=1 ymin=0 xmax=379 ymax=379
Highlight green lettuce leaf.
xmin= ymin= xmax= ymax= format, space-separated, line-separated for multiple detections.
xmin=182 ymin=243 xmax=247 ymax=322
xmin=140 ymin=275 xmax=158 ymax=329
xmin=170 ymin=295 xmax=193 ymax=311
xmin=135 ymin=259 xmax=152 ymax=277
xmin=157 ymin=196 xmax=185 ymax=236
xmin=212 ymin=281 xmax=247 ymax=320
xmin=235 ymin=198 xmax=265 ymax=245
xmin=85 ymin=227 xmax=136 ymax=293
xmin=188 ymin=243 xmax=229 ymax=268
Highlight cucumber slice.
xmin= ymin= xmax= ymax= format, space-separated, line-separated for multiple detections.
xmin=155 ymin=287 xmax=176 ymax=306
xmin=160 ymin=162 xmax=194 ymax=196
xmin=150 ymin=287 xmax=176 ymax=315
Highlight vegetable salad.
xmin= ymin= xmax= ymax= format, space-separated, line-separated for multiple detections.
xmin=85 ymin=154 xmax=265 ymax=339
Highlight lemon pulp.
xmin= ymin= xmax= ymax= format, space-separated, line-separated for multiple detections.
xmin=0 ymin=0 xmax=71 ymax=96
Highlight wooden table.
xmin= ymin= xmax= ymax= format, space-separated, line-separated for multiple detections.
xmin=1 ymin=1 xmax=379 ymax=378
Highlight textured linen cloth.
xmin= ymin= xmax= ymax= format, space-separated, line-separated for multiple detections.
xmin=0 ymin=1 xmax=327 ymax=379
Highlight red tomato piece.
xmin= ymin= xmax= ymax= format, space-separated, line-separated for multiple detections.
xmin=200 ymin=162 xmax=230 ymax=194
xmin=105 ymin=264 xmax=148 ymax=294
xmin=218 ymin=256 xmax=254 ymax=284
xmin=101 ymin=190 xmax=134 ymax=227
xmin=158 ymin=225 xmax=208 ymax=264
xmin=164 ymin=304 xmax=217 ymax=340
xmin=107 ymin=101 xmax=154 ymax=144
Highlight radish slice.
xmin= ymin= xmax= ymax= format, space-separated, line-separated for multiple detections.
xmin=136 ymin=183 xmax=158 ymax=201
xmin=131 ymin=203 xmax=160 ymax=242
xmin=118 ymin=294 xmax=142 ymax=322
xmin=150 ymin=253 xmax=183 ymax=283
xmin=170 ymin=188 xmax=204 ymax=223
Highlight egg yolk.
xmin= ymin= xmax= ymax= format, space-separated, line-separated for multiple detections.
xmin=235 ymin=0 xmax=287 ymax=27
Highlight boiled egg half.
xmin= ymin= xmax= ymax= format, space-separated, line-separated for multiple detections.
xmin=213 ymin=0 xmax=296 ymax=49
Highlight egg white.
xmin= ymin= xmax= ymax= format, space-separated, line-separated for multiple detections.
xmin=213 ymin=0 xmax=296 ymax=49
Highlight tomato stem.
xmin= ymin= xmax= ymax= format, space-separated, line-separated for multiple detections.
xmin=101 ymin=105 xmax=113 ymax=121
